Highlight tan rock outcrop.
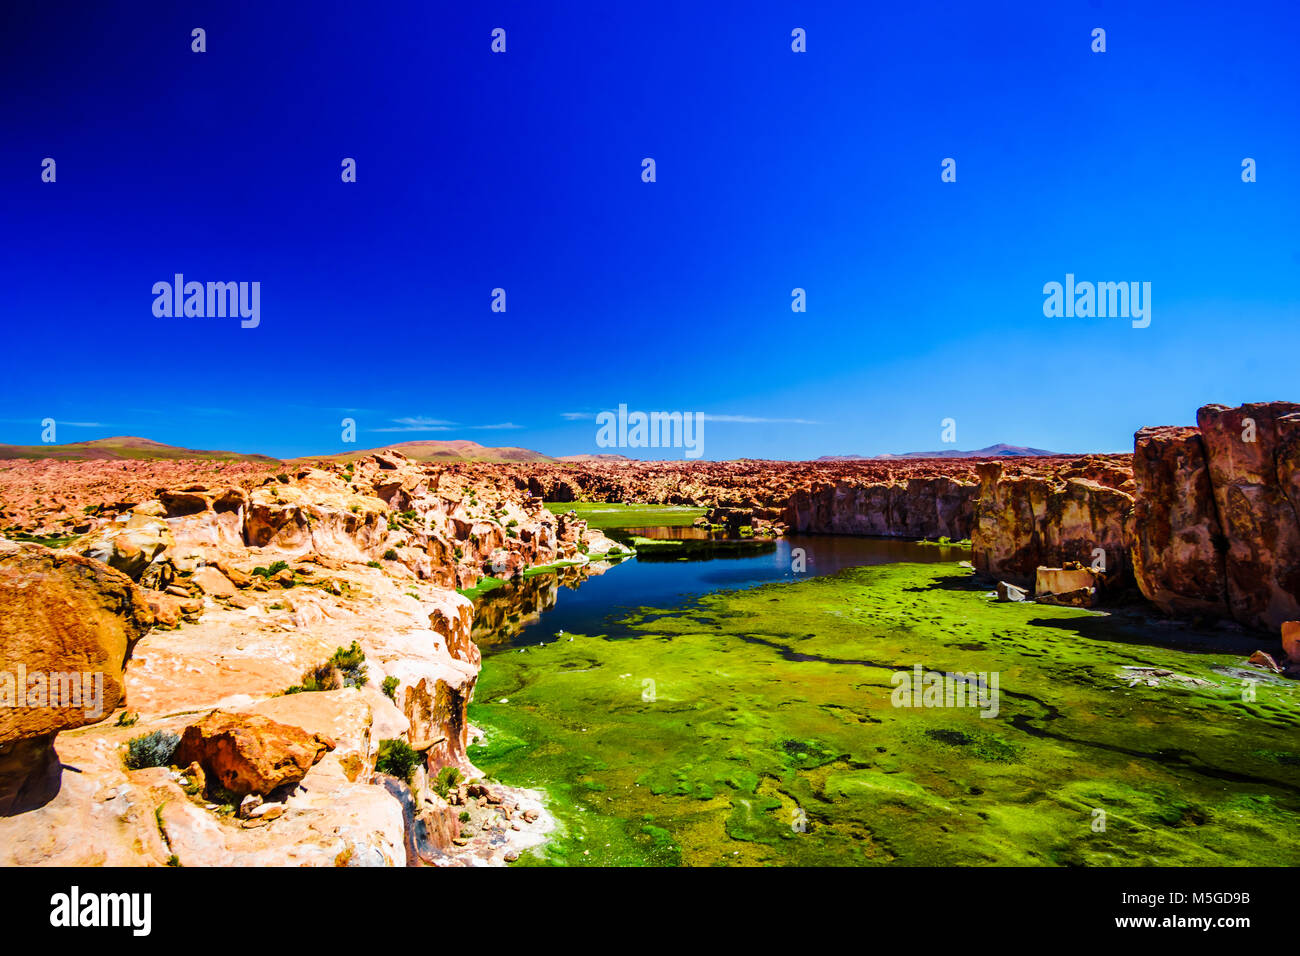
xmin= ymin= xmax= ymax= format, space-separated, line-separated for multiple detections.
xmin=80 ymin=512 xmax=174 ymax=580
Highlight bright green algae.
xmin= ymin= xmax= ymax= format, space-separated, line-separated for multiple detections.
xmin=468 ymin=562 xmax=1300 ymax=866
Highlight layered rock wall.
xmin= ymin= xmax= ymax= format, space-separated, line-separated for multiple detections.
xmin=971 ymin=464 xmax=1135 ymax=587
xmin=782 ymin=477 xmax=975 ymax=539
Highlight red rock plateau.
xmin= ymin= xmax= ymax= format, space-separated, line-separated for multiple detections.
xmin=1 ymin=399 xmax=1297 ymax=865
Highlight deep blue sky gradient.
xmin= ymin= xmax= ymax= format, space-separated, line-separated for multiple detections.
xmin=2 ymin=0 xmax=1297 ymax=459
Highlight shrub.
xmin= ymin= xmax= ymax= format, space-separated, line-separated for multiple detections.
xmin=431 ymin=765 xmax=463 ymax=799
xmin=374 ymin=738 xmax=421 ymax=784
xmin=383 ymin=548 xmax=399 ymax=561
xmin=251 ymin=560 xmax=289 ymax=578
xmin=125 ymin=730 xmax=180 ymax=770
xmin=115 ymin=711 xmax=139 ymax=728
xmin=284 ymin=641 xmax=368 ymax=694
xmin=381 ymin=675 xmax=399 ymax=702
xmin=459 ymin=811 xmax=471 ymax=822
xmin=366 ymin=560 xmax=381 ymax=569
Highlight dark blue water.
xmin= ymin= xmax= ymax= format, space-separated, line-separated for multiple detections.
xmin=472 ymin=534 xmax=968 ymax=649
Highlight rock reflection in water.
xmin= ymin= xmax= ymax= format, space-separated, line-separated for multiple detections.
xmin=471 ymin=559 xmax=625 ymax=646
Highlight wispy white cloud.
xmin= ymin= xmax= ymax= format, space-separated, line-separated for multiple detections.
xmin=0 ymin=418 xmax=106 ymax=428
xmin=567 ymin=410 xmax=823 ymax=425
xmin=702 ymin=414 xmax=824 ymax=425
xmin=373 ymin=417 xmax=521 ymax=433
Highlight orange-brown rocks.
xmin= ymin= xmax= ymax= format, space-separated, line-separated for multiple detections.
xmin=1197 ymin=402 xmax=1300 ymax=632
xmin=1131 ymin=426 xmax=1229 ymax=617
xmin=0 ymin=541 xmax=153 ymax=813
xmin=174 ymin=710 xmax=334 ymax=797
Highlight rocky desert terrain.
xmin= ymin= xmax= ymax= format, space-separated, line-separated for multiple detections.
xmin=1 ymin=399 xmax=1298 ymax=866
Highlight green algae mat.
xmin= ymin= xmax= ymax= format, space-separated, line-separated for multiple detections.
xmin=468 ymin=562 xmax=1300 ymax=866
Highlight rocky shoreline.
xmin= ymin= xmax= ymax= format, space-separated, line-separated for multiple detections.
xmin=0 ymin=453 xmax=622 ymax=865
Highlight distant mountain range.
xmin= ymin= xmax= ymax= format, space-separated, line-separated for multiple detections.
xmin=0 ymin=436 xmax=555 ymax=464
xmin=0 ymin=436 xmax=278 ymax=462
xmin=0 ymin=436 xmax=1064 ymax=464
xmin=818 ymin=443 xmax=1060 ymax=461
xmin=304 ymin=439 xmax=554 ymax=464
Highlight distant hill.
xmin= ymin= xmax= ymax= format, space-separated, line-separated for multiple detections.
xmin=0 ymin=436 xmax=277 ymax=462
xmin=877 ymin=443 xmax=1059 ymax=459
xmin=305 ymin=439 xmax=555 ymax=464
xmin=558 ymin=453 xmax=635 ymax=464
xmin=819 ymin=443 xmax=1060 ymax=461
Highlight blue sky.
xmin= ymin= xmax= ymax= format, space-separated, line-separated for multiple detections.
xmin=2 ymin=0 xmax=1297 ymax=460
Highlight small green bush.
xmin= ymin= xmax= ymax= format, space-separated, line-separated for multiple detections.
xmin=375 ymin=738 xmax=421 ymax=784
xmin=383 ymin=548 xmax=399 ymax=561
xmin=252 ymin=560 xmax=289 ymax=578
xmin=431 ymin=765 xmax=463 ymax=799
xmin=284 ymin=641 xmax=368 ymax=694
xmin=125 ymin=730 xmax=180 ymax=770
xmin=381 ymin=675 xmax=399 ymax=702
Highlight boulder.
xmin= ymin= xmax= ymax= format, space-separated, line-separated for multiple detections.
xmin=80 ymin=512 xmax=174 ymax=580
xmin=1034 ymin=566 xmax=1099 ymax=598
xmin=996 ymin=581 xmax=1029 ymax=602
xmin=0 ymin=541 xmax=153 ymax=814
xmin=1248 ymin=650 xmax=1283 ymax=673
xmin=174 ymin=711 xmax=335 ymax=797
xmin=190 ymin=566 xmax=237 ymax=598
xmin=1282 ymin=621 xmax=1300 ymax=665
xmin=1035 ymin=586 xmax=1098 ymax=608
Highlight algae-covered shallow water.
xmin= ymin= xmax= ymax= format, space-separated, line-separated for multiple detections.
xmin=468 ymin=538 xmax=1300 ymax=866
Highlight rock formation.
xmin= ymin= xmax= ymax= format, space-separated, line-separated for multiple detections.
xmin=174 ymin=711 xmax=334 ymax=797
xmin=971 ymin=462 xmax=1135 ymax=587
xmin=0 ymin=452 xmax=603 ymax=865
xmin=0 ymin=541 xmax=153 ymax=814
xmin=1130 ymin=426 xmax=1229 ymax=617
xmin=1196 ymin=402 xmax=1300 ymax=632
